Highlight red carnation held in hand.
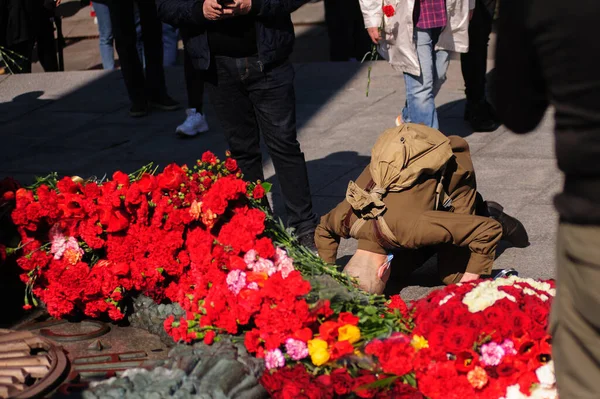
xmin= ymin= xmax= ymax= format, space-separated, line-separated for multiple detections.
xmin=383 ymin=4 xmax=395 ymax=17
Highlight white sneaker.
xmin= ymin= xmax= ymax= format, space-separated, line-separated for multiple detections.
xmin=176 ymin=108 xmax=209 ymax=137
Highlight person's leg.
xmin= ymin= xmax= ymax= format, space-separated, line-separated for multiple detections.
xmin=134 ymin=4 xmax=144 ymax=68
xmin=184 ymin=51 xmax=204 ymax=112
xmin=135 ymin=0 xmax=168 ymax=100
xmin=553 ymin=223 xmax=600 ymax=399
xmin=461 ymin=0 xmax=493 ymax=105
xmin=92 ymin=2 xmax=115 ymax=70
xmin=162 ymin=23 xmax=179 ymax=67
xmin=324 ymin=0 xmax=351 ymax=61
xmin=351 ymin=0 xmax=372 ymax=61
xmin=176 ymin=50 xmax=209 ymax=136
xmin=460 ymin=0 xmax=497 ymax=131
xmin=246 ymin=58 xmax=319 ymax=237
xmin=36 ymin=10 xmax=59 ymax=72
xmin=401 ymin=28 xmax=442 ymax=129
xmin=109 ymin=0 xmax=147 ymax=107
xmin=205 ymin=56 xmax=264 ymax=183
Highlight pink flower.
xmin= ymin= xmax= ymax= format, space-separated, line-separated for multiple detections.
xmin=265 ymin=348 xmax=285 ymax=370
xmin=244 ymin=249 xmax=258 ymax=269
xmin=226 ymin=270 xmax=247 ymax=295
xmin=247 ymin=282 xmax=259 ymax=291
xmin=50 ymin=225 xmax=68 ymax=259
xmin=277 ymin=258 xmax=294 ymax=279
xmin=285 ymin=338 xmax=309 ymax=360
xmin=481 ymin=342 xmax=506 ymax=366
xmin=253 ymin=258 xmax=276 ymax=276
xmin=501 ymin=339 xmax=517 ymax=356
xmin=274 ymin=248 xmax=295 ymax=278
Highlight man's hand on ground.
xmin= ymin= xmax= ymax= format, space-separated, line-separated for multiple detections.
xmin=223 ymin=0 xmax=252 ymax=16
xmin=367 ymin=27 xmax=381 ymax=44
xmin=203 ymin=0 xmax=224 ymax=20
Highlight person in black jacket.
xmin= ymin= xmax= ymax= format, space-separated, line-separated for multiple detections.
xmin=156 ymin=0 xmax=320 ymax=250
xmin=0 ymin=0 xmax=57 ymax=73
xmin=494 ymin=0 xmax=600 ymax=397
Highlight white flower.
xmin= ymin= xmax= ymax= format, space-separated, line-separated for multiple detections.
xmin=502 ymin=385 xmax=528 ymax=399
xmin=535 ymin=361 xmax=556 ymax=388
xmin=439 ymin=293 xmax=455 ymax=306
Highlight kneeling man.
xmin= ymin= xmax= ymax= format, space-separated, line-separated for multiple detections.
xmin=315 ymin=123 xmax=528 ymax=294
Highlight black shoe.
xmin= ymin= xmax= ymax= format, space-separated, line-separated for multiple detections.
xmin=297 ymin=230 xmax=318 ymax=254
xmin=464 ymin=101 xmax=499 ymax=132
xmin=493 ymin=268 xmax=519 ymax=280
xmin=486 ymin=201 xmax=530 ymax=248
xmin=129 ymin=102 xmax=148 ymax=118
xmin=149 ymin=95 xmax=180 ymax=112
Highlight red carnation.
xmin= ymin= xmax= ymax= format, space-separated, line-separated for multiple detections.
xmin=330 ymin=368 xmax=353 ymax=395
xmin=455 ymin=350 xmax=479 ymax=373
xmin=382 ymin=4 xmax=395 ymax=17
xmin=319 ymin=321 xmax=341 ymax=343
xmin=338 ymin=312 xmax=360 ymax=326
xmin=204 ymin=330 xmax=216 ymax=345
xmin=224 ymin=158 xmax=238 ymax=172
xmin=201 ymin=151 xmax=218 ymax=165
xmin=112 ymin=171 xmax=130 ymax=188
xmin=252 ymin=184 xmax=266 ymax=200
xmin=293 ymin=327 xmax=313 ymax=342
xmin=157 ymin=164 xmax=186 ymax=191
xmin=330 ymin=340 xmax=354 ymax=361
xmin=254 ymin=237 xmax=275 ymax=259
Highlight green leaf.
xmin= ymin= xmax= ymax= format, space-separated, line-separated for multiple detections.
xmin=364 ymin=306 xmax=378 ymax=315
xmin=261 ymin=182 xmax=273 ymax=193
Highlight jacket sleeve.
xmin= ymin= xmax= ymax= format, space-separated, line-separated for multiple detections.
xmin=406 ymin=211 xmax=502 ymax=275
xmin=314 ymin=208 xmax=345 ymax=265
xmin=359 ymin=0 xmax=383 ymax=28
xmin=156 ymin=0 xmax=203 ymax=27
xmin=251 ymin=0 xmax=311 ymax=18
xmin=494 ymin=0 xmax=548 ymax=134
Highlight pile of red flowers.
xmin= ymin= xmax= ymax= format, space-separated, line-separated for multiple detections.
xmin=10 ymin=152 xmax=267 ymax=322
xmin=263 ymin=278 xmax=558 ymax=399
xmin=8 ymin=153 xmax=558 ymax=398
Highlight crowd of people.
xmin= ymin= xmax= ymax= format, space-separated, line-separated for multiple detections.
xmin=2 ymin=1 xmax=599 ymax=397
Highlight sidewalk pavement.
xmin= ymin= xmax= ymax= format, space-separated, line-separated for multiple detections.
xmin=0 ymin=58 xmax=559 ymax=299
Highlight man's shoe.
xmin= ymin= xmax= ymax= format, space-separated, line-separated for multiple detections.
xmin=176 ymin=108 xmax=209 ymax=137
xmin=129 ymin=102 xmax=148 ymax=118
xmin=149 ymin=95 xmax=180 ymax=112
xmin=493 ymin=268 xmax=519 ymax=280
xmin=464 ymin=101 xmax=499 ymax=132
xmin=486 ymin=201 xmax=530 ymax=248
xmin=297 ymin=230 xmax=318 ymax=254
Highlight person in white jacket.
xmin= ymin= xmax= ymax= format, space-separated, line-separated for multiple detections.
xmin=359 ymin=0 xmax=474 ymax=129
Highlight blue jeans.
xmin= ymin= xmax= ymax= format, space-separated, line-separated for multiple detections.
xmin=205 ymin=56 xmax=319 ymax=236
xmin=401 ymin=28 xmax=450 ymax=129
xmin=93 ymin=1 xmax=143 ymax=70
xmin=162 ymin=23 xmax=179 ymax=67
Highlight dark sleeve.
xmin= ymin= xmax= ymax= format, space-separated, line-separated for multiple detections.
xmin=493 ymin=0 xmax=549 ymax=134
xmin=251 ymin=0 xmax=311 ymax=18
xmin=156 ymin=0 xmax=205 ymax=27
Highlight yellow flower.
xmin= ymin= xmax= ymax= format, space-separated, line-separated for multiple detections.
xmin=310 ymin=348 xmax=331 ymax=366
xmin=411 ymin=335 xmax=429 ymax=351
xmin=338 ymin=325 xmax=361 ymax=344
xmin=308 ymin=338 xmax=328 ymax=355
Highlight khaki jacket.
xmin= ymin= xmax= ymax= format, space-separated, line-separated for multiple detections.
xmin=360 ymin=0 xmax=475 ymax=75
xmin=315 ymin=136 xmax=502 ymax=277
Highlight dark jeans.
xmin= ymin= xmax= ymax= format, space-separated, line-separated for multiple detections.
xmin=460 ymin=0 xmax=495 ymax=104
xmin=324 ymin=0 xmax=371 ymax=61
xmin=184 ymin=50 xmax=204 ymax=112
xmin=205 ymin=56 xmax=319 ymax=236
xmin=36 ymin=12 xmax=59 ymax=72
xmin=108 ymin=0 xmax=166 ymax=103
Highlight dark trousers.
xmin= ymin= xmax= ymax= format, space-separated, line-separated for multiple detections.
xmin=324 ymin=0 xmax=371 ymax=61
xmin=108 ymin=0 xmax=166 ymax=104
xmin=184 ymin=50 xmax=204 ymax=112
xmin=205 ymin=56 xmax=319 ymax=236
xmin=36 ymin=12 xmax=59 ymax=72
xmin=460 ymin=0 xmax=495 ymax=104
